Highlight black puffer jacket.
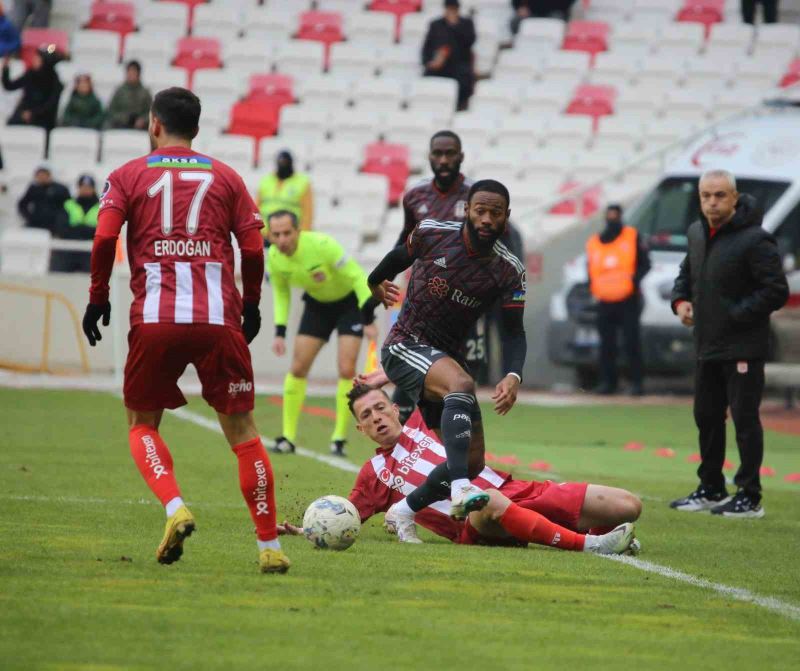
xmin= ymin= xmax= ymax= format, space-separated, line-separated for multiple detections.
xmin=671 ymin=194 xmax=789 ymax=361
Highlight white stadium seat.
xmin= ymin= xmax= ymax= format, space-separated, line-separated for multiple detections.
xmin=137 ymin=2 xmax=190 ymax=39
xmin=494 ymin=116 xmax=542 ymax=148
xmin=521 ymin=147 xmax=574 ymax=182
xmin=754 ymin=23 xmax=800 ymax=59
xmin=193 ymin=69 xmax=242 ymax=101
xmin=734 ymin=56 xmax=784 ymax=90
xmin=101 ymin=129 xmax=150 ymax=166
xmin=399 ymin=13 xmax=433 ymax=46
xmin=662 ymin=90 xmax=712 ymax=125
xmin=352 ymin=78 xmax=406 ymax=116
xmin=632 ymin=0 xmax=680 ymax=23
xmin=517 ymin=81 xmax=571 ymax=117
xmin=537 ymin=50 xmax=592 ymax=86
xmin=517 ymin=18 xmax=565 ymax=48
xmin=193 ymin=4 xmax=243 ymax=42
xmin=279 ymin=104 xmax=330 ymax=140
xmin=123 ymin=32 xmax=174 ymax=71
xmin=590 ymin=51 xmax=642 ymax=89
xmin=258 ymin=137 xmax=311 ymax=173
xmin=636 ymin=54 xmax=685 ymax=89
xmin=336 ymin=174 xmax=389 ymax=222
xmin=328 ymin=107 xmax=382 ymax=144
xmin=0 ymin=228 xmax=51 ymax=276
xmin=328 ymin=43 xmax=380 ymax=79
xmin=223 ymin=39 xmax=279 ymax=79
xmin=346 ymin=12 xmax=395 ymax=45
xmin=611 ymin=22 xmax=659 ymax=54
xmin=406 ymin=78 xmax=459 ymax=119
xmin=616 ymin=84 xmax=666 ymax=117
xmin=49 ymin=128 xmax=101 ymax=167
xmin=273 ymin=41 xmax=326 ymax=78
xmin=540 ymin=115 xmax=594 ymax=153
xmin=71 ymin=30 xmax=120 ymax=64
xmin=380 ymin=44 xmax=421 ymax=80
xmin=307 ymin=140 xmax=363 ymax=175
xmin=470 ymin=79 xmax=523 ymax=116
xmin=452 ymin=111 xmax=500 ymax=146
xmin=1 ymin=126 xmax=47 ymax=170
xmin=298 ymin=74 xmax=352 ymax=110
xmin=208 ymin=135 xmax=256 ymax=171
xmin=707 ymin=23 xmax=754 ymax=52
xmin=659 ymin=23 xmax=705 ymax=51
xmin=593 ymin=115 xmax=644 ymax=155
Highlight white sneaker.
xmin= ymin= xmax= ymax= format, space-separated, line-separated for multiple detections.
xmin=384 ymin=503 xmax=423 ymax=544
xmin=584 ymin=523 xmax=636 ymax=555
xmin=449 ymin=484 xmax=490 ymax=521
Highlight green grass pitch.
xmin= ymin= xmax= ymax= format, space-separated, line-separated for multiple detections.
xmin=1 ymin=389 xmax=799 ymax=670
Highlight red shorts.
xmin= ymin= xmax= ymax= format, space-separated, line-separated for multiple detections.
xmin=459 ymin=479 xmax=588 ymax=546
xmin=123 ymin=323 xmax=255 ymax=415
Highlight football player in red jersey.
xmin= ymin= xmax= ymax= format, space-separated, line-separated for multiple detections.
xmin=279 ymin=384 xmax=640 ymax=554
xmin=82 ymin=87 xmax=289 ymax=574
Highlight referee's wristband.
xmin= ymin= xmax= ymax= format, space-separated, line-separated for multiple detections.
xmin=275 ymin=325 xmax=287 ymax=338
xmin=506 ymin=372 xmax=522 ymax=383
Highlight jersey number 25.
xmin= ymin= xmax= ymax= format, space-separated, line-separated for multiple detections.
xmin=147 ymin=170 xmax=214 ymax=236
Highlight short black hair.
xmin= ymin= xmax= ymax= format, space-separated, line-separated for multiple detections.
xmin=467 ymin=179 xmax=510 ymax=208
xmin=268 ymin=209 xmax=299 ymax=229
xmin=430 ymin=130 xmax=462 ymax=150
xmin=347 ymin=383 xmax=390 ymax=417
xmin=151 ymin=87 xmax=201 ymax=140
xmin=606 ymin=203 xmax=623 ymax=215
xmin=126 ymin=60 xmax=141 ymax=74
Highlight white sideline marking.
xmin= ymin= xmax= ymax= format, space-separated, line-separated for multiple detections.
xmin=602 ymin=555 xmax=800 ymax=622
xmin=0 ymin=493 xmax=242 ymax=510
xmin=170 ymin=407 xmax=360 ymax=474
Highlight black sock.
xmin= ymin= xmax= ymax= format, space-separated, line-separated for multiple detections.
xmin=406 ymin=462 xmax=451 ymax=513
xmin=440 ymin=392 xmax=475 ymax=481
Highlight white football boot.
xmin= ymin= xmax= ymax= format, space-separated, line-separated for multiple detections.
xmin=384 ymin=502 xmax=423 ymax=544
xmin=449 ymin=484 xmax=490 ymax=520
xmin=584 ymin=523 xmax=636 ymax=555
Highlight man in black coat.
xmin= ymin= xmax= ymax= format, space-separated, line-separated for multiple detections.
xmin=17 ymin=164 xmax=69 ymax=232
xmin=670 ymin=169 xmax=789 ymax=519
xmin=422 ymin=0 xmax=475 ymax=111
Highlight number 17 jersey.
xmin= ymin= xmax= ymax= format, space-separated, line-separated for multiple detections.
xmin=101 ymin=146 xmax=263 ymax=329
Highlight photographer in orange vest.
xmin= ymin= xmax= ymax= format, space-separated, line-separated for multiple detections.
xmin=586 ymin=204 xmax=651 ymax=396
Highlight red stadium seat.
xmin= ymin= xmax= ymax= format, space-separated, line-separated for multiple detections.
xmin=550 ymin=182 xmax=602 ymax=217
xmin=369 ymin=0 xmax=422 ymax=40
xmin=86 ymin=2 xmax=136 ymax=36
xmin=562 ymin=21 xmax=609 ymax=60
xmin=243 ymin=74 xmax=295 ymax=125
xmin=173 ymin=37 xmax=222 ymax=88
xmin=246 ymin=74 xmax=294 ymax=105
xmin=362 ymin=142 xmax=410 ymax=206
xmin=780 ymin=58 xmax=800 ymax=87
xmin=677 ymin=0 xmax=724 ymax=37
xmin=566 ymin=84 xmax=616 ymax=128
xmin=20 ymin=28 xmax=69 ymax=67
xmin=296 ymin=11 xmax=344 ymax=69
xmin=227 ymin=100 xmax=279 ymax=147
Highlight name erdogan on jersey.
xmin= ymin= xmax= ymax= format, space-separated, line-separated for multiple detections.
xmin=154 ymin=239 xmax=212 ymax=257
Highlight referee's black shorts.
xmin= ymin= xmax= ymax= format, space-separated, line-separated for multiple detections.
xmin=297 ymin=292 xmax=363 ymax=341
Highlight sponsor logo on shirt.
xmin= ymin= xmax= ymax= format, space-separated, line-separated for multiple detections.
xmin=417 ymin=204 xmax=428 ymax=215
xmin=228 ymin=379 xmax=253 ymax=396
xmin=451 ymin=289 xmax=482 ymax=309
xmin=434 ymin=256 xmax=447 ymax=268
xmin=427 ymin=276 xmax=449 ymax=298
xmin=147 ymin=155 xmax=213 ymax=169
xmin=454 ymin=200 xmax=466 ymax=218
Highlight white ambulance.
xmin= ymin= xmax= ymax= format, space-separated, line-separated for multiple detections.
xmin=547 ymin=110 xmax=800 ymax=387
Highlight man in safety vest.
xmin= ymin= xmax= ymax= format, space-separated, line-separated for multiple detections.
xmin=586 ymin=204 xmax=650 ymax=396
xmin=257 ymin=150 xmax=313 ymax=233
xmin=51 ymin=174 xmax=100 ymax=273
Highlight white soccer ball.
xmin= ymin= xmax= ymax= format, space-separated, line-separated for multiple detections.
xmin=302 ymin=495 xmax=361 ymax=551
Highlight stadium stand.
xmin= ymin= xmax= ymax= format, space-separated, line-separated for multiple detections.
xmin=2 ymin=0 xmax=800 ymax=263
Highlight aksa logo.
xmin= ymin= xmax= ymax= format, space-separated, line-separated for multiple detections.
xmin=228 ymin=379 xmax=253 ymax=396
xmin=427 ymin=276 xmax=449 ymax=298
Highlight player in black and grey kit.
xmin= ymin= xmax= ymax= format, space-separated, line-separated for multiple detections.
xmin=392 ymin=130 xmax=472 ymax=421
xmin=367 ymin=179 xmax=526 ymax=536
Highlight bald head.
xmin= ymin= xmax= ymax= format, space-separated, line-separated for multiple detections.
xmin=699 ymin=169 xmax=738 ymax=228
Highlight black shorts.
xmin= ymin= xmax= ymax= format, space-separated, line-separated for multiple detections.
xmin=298 ymin=292 xmax=363 ymax=342
xmin=381 ymin=340 xmax=477 ymax=430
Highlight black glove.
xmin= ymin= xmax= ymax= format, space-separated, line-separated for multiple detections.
xmin=82 ymin=302 xmax=111 ymax=347
xmin=242 ymin=302 xmax=261 ymax=344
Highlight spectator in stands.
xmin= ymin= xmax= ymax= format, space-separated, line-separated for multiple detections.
xmin=50 ymin=174 xmax=99 ymax=272
xmin=16 ymin=163 xmax=69 ymax=232
xmin=422 ymin=0 xmax=475 ymax=111
xmin=10 ymin=0 xmax=49 ymax=30
xmin=257 ymin=150 xmax=313 ymax=234
xmin=586 ymin=204 xmax=650 ymax=396
xmin=741 ymin=0 xmax=779 ymax=23
xmin=60 ymin=73 xmax=104 ymax=129
xmin=511 ymin=0 xmax=576 ymax=34
xmin=105 ymin=60 xmax=151 ymax=130
xmin=0 ymin=2 xmax=21 ymax=57
xmin=2 ymin=48 xmax=62 ymax=130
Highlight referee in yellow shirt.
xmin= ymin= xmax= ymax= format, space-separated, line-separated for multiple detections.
xmin=266 ymin=210 xmax=377 ymax=457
